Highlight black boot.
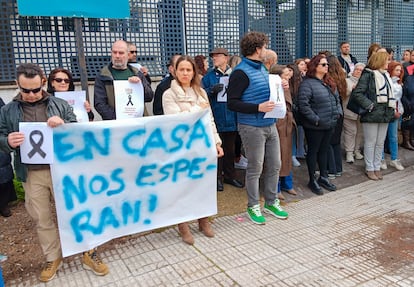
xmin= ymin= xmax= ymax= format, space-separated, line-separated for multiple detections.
xmin=318 ymin=176 xmax=337 ymax=191
xmin=0 ymin=206 xmax=11 ymax=217
xmin=307 ymin=179 xmax=323 ymax=195
xmin=217 ymin=178 xmax=224 ymax=192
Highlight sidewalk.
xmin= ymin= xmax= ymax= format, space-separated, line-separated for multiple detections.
xmin=8 ymin=166 xmax=414 ymax=286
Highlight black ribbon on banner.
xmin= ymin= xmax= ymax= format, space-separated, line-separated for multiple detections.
xmin=27 ymin=130 xmax=47 ymax=158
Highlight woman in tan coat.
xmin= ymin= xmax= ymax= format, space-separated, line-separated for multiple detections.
xmin=163 ymin=55 xmax=224 ymax=245
xmin=269 ymin=64 xmax=297 ymax=199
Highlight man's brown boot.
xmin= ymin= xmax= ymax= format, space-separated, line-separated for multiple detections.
xmin=198 ymin=217 xmax=215 ymax=238
xmin=178 ymin=223 xmax=194 ymax=245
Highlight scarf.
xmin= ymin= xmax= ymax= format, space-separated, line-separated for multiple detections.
xmin=373 ymin=70 xmax=395 ymax=109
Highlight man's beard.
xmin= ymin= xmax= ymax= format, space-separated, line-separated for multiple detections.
xmin=113 ymin=61 xmax=126 ymax=69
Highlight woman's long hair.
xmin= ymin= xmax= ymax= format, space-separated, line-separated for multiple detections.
xmin=47 ymin=67 xmax=75 ymax=94
xmin=194 ymin=55 xmax=207 ymax=76
xmin=287 ymin=63 xmax=302 ymax=97
xmin=327 ymin=55 xmax=347 ymax=99
xmin=306 ymin=54 xmax=336 ymax=93
xmin=175 ymin=55 xmax=204 ymax=98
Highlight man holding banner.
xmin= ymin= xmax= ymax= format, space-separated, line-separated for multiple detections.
xmin=0 ymin=64 xmax=109 ymax=282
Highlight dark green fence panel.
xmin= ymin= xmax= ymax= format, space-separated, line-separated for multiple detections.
xmin=1 ymin=0 xmax=413 ymax=84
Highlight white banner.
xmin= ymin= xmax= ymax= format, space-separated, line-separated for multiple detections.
xmin=51 ymin=110 xmax=217 ymax=257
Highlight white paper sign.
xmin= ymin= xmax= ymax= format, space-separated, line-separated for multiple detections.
xmin=51 ymin=110 xmax=217 ymax=257
xmin=19 ymin=122 xmax=54 ymax=164
xmin=129 ymin=63 xmax=142 ymax=71
xmin=264 ymin=74 xmax=287 ymax=119
xmin=217 ymin=76 xmax=229 ymax=102
xmin=113 ymin=80 xmax=144 ymax=119
xmin=55 ymin=91 xmax=89 ymax=123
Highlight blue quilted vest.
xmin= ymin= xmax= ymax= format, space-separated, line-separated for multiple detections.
xmin=234 ymin=58 xmax=275 ymax=127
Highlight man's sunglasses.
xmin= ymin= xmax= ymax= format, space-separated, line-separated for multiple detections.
xmin=54 ymin=78 xmax=71 ymax=83
xmin=20 ymin=86 xmax=42 ymax=94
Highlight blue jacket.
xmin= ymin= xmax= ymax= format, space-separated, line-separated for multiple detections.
xmin=233 ymin=58 xmax=275 ymax=127
xmin=202 ymin=67 xmax=237 ymax=132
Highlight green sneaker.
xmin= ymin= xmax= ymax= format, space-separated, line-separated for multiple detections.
xmin=247 ymin=204 xmax=266 ymax=225
xmin=264 ymin=200 xmax=288 ymax=219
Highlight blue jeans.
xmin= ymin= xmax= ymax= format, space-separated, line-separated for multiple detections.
xmin=278 ymin=171 xmax=293 ymax=192
xmin=292 ymin=132 xmax=297 ymax=157
xmin=296 ymin=125 xmax=306 ymax=157
xmin=386 ymin=118 xmax=399 ymax=160
xmin=0 ymin=266 xmax=4 ymax=287
xmin=238 ymin=124 xmax=281 ymax=207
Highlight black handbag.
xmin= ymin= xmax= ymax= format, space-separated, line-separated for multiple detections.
xmin=347 ymin=95 xmax=368 ymax=116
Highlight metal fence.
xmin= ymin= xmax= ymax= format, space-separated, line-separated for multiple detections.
xmin=1 ymin=0 xmax=414 ymax=84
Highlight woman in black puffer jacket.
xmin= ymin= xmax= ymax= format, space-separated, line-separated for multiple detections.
xmin=0 ymin=97 xmax=17 ymax=217
xmin=298 ymin=54 xmax=343 ymax=195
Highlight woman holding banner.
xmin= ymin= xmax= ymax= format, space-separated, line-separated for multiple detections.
xmin=162 ymin=55 xmax=224 ymax=245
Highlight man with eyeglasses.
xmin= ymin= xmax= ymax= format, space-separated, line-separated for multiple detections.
xmin=127 ymin=41 xmax=151 ymax=84
xmin=94 ymin=40 xmax=153 ymax=120
xmin=0 ymin=63 xmax=78 ymax=282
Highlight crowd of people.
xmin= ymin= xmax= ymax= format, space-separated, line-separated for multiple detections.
xmin=1 ymin=35 xmax=414 ymax=283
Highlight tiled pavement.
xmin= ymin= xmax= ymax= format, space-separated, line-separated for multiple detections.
xmin=8 ymin=166 xmax=414 ymax=286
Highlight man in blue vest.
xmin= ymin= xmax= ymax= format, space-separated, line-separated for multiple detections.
xmin=227 ymin=32 xmax=288 ymax=225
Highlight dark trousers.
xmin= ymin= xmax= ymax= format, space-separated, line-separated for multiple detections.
xmin=235 ymin=132 xmax=242 ymax=158
xmin=218 ymin=131 xmax=238 ymax=180
xmin=304 ymin=128 xmax=333 ymax=180
xmin=0 ymin=180 xmax=17 ymax=209
xmin=328 ymin=143 xmax=343 ymax=174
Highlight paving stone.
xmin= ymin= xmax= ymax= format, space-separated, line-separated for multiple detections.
xmin=7 ymin=169 xmax=414 ymax=287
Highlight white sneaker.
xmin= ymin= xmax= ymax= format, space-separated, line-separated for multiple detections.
xmin=292 ymin=156 xmax=301 ymax=167
xmin=234 ymin=155 xmax=248 ymax=169
xmin=380 ymin=160 xmax=388 ymax=170
xmin=240 ymin=155 xmax=248 ymax=164
xmin=346 ymin=152 xmax=354 ymax=163
xmin=354 ymin=150 xmax=364 ymax=160
xmin=389 ymin=159 xmax=404 ymax=171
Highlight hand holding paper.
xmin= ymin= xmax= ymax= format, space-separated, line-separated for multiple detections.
xmin=264 ymin=74 xmax=287 ymax=119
